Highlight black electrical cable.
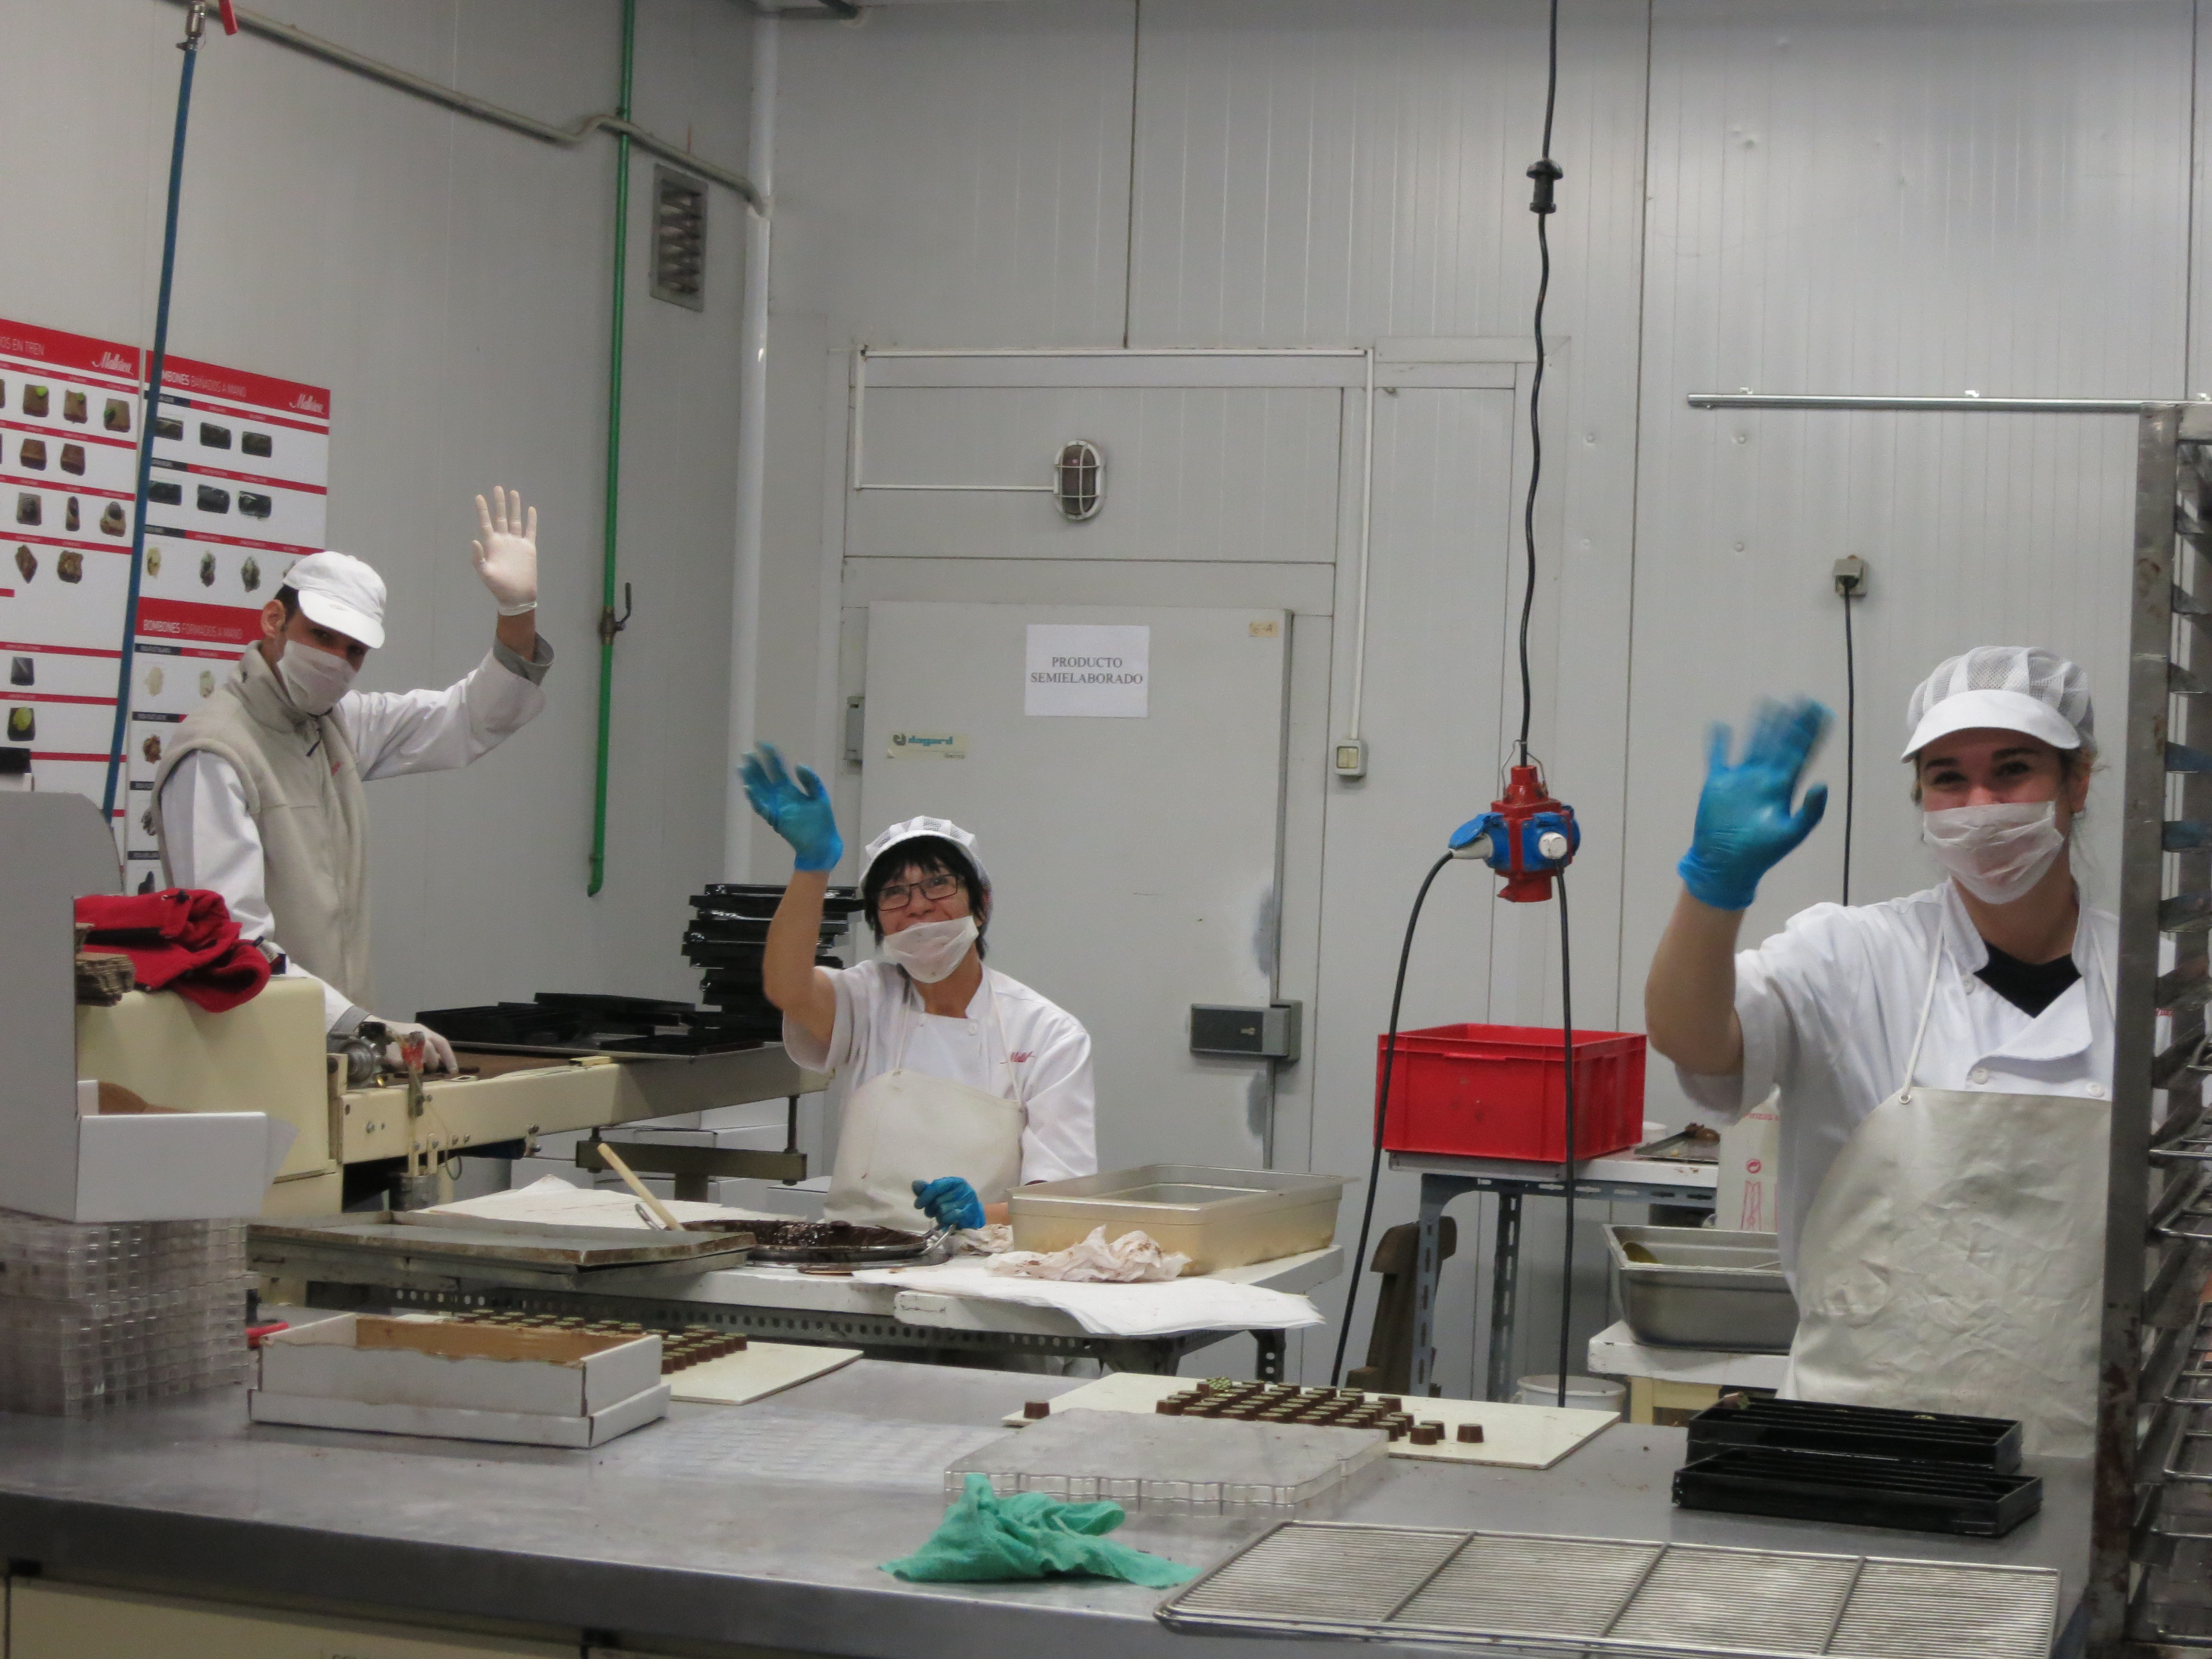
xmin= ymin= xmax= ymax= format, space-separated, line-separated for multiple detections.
xmin=1841 ymin=583 xmax=1858 ymax=906
xmin=1554 ymin=868 xmax=1576 ymax=1408
xmin=1515 ymin=0 xmax=1563 ymax=764
xmin=1331 ymin=852 xmax=1455 ymax=1389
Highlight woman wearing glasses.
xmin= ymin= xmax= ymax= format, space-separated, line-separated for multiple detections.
xmin=742 ymin=746 xmax=1097 ymax=1232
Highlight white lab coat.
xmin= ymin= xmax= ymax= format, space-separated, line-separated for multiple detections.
xmin=1677 ymin=880 xmax=2116 ymax=1281
xmin=159 ymin=639 xmax=552 ymax=1030
xmin=783 ymin=959 xmax=1099 ymax=1187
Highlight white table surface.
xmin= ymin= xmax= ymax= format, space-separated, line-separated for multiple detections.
xmin=1587 ymin=1318 xmax=1791 ymax=1387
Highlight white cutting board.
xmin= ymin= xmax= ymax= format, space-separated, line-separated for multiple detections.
xmin=1001 ymin=1372 xmax=1616 ymax=1470
xmin=668 ymin=1341 xmax=861 ymax=1406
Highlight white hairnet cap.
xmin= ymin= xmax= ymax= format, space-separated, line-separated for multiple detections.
xmin=1901 ymin=645 xmax=2093 ymax=760
xmin=859 ymin=816 xmax=988 ymax=886
xmin=286 ymin=551 xmax=387 ymax=650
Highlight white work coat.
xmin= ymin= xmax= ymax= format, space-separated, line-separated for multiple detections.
xmin=783 ymin=959 xmax=1099 ymax=1187
xmin=159 ymin=638 xmax=552 ymax=1030
xmin=1678 ymin=880 xmax=2116 ymax=1281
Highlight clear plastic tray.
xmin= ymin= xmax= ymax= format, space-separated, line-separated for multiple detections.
xmin=1007 ymin=1165 xmax=1344 ymax=1273
xmin=0 ymin=1276 xmax=249 ymax=1416
xmin=948 ymin=1407 xmax=1385 ymax=1512
xmin=0 ymin=1210 xmax=247 ymax=1302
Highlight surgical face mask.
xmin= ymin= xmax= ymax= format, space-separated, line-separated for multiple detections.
xmin=276 ymin=640 xmax=358 ymax=717
xmin=880 ymin=915 xmax=978 ymax=984
xmin=1922 ymin=800 xmax=2068 ymax=904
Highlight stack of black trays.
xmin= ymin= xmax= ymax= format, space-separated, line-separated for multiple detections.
xmin=685 ymin=883 xmax=867 ymax=1048
xmin=415 ymin=992 xmax=717 ymax=1055
xmin=1672 ymin=1397 xmax=2043 ymax=1538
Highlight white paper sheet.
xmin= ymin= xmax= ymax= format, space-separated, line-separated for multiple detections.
xmin=429 ymin=1173 xmax=783 ymax=1230
xmin=854 ymin=1256 xmax=1322 ymax=1336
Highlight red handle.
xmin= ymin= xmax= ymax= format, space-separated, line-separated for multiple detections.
xmin=217 ymin=0 xmax=239 ymax=35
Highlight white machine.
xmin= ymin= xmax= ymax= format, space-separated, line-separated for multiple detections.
xmin=2 ymin=792 xmax=821 ymax=1221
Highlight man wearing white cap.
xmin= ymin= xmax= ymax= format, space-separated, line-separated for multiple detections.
xmin=153 ymin=488 xmax=552 ymax=1072
xmin=739 ymin=744 xmax=1097 ymax=1232
xmin=1644 ymin=646 xmax=2115 ymax=1455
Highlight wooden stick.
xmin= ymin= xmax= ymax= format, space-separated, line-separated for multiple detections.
xmin=594 ymin=1140 xmax=682 ymax=1231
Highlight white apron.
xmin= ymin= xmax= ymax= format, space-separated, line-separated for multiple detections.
xmin=1783 ymin=919 xmax=2111 ymax=1457
xmin=823 ymin=974 xmax=1029 ymax=1232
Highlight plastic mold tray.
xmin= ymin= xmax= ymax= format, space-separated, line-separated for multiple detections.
xmin=947 ymin=1407 xmax=1386 ymax=1513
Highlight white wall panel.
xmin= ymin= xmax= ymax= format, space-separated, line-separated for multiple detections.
xmin=1 ymin=0 xmax=754 ymax=1015
xmin=847 ymin=384 xmax=1341 ymax=560
xmin=1627 ymin=0 xmax=2188 ymax=1123
xmin=771 ymin=0 xmax=1136 ymax=348
xmin=1127 ymin=1 xmax=1655 ymax=1031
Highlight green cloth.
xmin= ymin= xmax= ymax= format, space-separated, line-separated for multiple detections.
xmin=883 ymin=1473 xmax=1199 ymax=1588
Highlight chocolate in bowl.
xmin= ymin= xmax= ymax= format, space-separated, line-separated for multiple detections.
xmin=684 ymin=1216 xmax=942 ymax=1262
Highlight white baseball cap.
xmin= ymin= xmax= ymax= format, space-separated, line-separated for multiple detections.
xmin=286 ymin=551 xmax=386 ymax=651
xmin=859 ymin=816 xmax=988 ymax=886
xmin=1900 ymin=645 xmax=2093 ymax=760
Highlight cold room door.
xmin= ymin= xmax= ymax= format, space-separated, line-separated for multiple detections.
xmin=859 ymin=602 xmax=1291 ymax=1173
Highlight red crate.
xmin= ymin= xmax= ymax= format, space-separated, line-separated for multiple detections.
xmin=1378 ymin=1022 xmax=1646 ymax=1164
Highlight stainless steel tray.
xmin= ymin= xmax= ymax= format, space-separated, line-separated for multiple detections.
xmin=1008 ymin=1164 xmax=1344 ymax=1274
xmin=1605 ymin=1224 xmax=1797 ymax=1352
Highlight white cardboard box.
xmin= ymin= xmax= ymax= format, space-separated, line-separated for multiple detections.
xmin=251 ymin=1315 xmax=670 ymax=1447
xmin=0 ymin=794 xmax=296 ymax=1222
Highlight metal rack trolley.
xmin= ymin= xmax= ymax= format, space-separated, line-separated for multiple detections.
xmin=2093 ymin=403 xmax=2212 ymax=1653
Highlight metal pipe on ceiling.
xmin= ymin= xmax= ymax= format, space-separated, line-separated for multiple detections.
xmin=1688 ymin=393 xmax=2150 ymax=414
xmin=176 ymin=1 xmax=764 ymax=211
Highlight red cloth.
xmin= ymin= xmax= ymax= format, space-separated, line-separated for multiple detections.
xmin=75 ymin=889 xmax=272 ymax=1013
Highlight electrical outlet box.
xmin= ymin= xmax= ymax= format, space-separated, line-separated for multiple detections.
xmin=1190 ymin=1002 xmax=1302 ymax=1065
xmin=1833 ymin=556 xmax=1869 ymax=597
xmin=1333 ymin=737 xmax=1368 ymax=780
xmin=843 ymin=696 xmax=865 ymax=766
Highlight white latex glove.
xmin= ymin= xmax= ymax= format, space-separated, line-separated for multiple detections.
xmin=471 ymin=486 xmax=538 ymax=615
xmin=379 ymin=1020 xmax=458 ymax=1075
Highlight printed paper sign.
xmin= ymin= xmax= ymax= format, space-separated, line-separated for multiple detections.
xmin=885 ymin=731 xmax=967 ymax=759
xmin=1024 ymin=624 xmax=1149 ymax=718
xmin=0 ymin=317 xmax=328 ymax=873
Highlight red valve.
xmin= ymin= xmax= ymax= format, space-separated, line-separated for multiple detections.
xmin=217 ymin=0 xmax=239 ymax=34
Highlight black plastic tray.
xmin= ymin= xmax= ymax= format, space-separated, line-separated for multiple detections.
xmin=691 ymin=884 xmax=867 ymax=917
xmin=1673 ymin=1447 xmax=2042 ymax=1537
xmin=685 ymin=917 xmax=848 ymax=945
xmin=1686 ymin=1396 xmax=2022 ymax=1473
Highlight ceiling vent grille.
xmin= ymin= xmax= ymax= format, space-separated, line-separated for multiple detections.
xmin=650 ymin=168 xmax=707 ymax=311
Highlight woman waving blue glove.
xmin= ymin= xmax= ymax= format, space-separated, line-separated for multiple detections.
xmin=1677 ymin=698 xmax=1832 ymax=911
xmin=740 ymin=743 xmax=844 ymax=872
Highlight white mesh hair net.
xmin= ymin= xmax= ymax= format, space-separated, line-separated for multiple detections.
xmin=1903 ymin=646 xmax=2094 ymax=751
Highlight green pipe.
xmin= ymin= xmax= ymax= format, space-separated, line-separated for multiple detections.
xmin=588 ymin=0 xmax=637 ymax=897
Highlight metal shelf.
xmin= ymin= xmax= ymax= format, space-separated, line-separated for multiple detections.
xmin=2100 ymin=405 xmax=2212 ymax=1655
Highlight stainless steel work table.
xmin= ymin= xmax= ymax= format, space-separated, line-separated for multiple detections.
xmin=0 ymin=1361 xmax=2089 ymax=1658
xmin=257 ymin=1219 xmax=1343 ymax=1380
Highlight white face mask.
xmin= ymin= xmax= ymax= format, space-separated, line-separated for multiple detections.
xmin=276 ymin=640 xmax=358 ymax=716
xmin=880 ymin=915 xmax=978 ymax=983
xmin=1922 ymin=800 xmax=2068 ymax=904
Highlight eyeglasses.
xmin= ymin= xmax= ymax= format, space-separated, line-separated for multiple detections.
xmin=877 ymin=874 xmax=961 ymax=912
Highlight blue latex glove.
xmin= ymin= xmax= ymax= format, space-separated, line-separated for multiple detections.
xmin=739 ymin=743 xmax=843 ymax=872
xmin=912 ymin=1176 xmax=987 ymax=1231
xmin=1677 ymin=697 xmax=1832 ymax=911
